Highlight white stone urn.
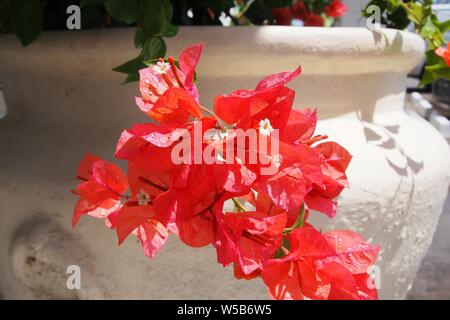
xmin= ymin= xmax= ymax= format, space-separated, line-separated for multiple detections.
xmin=0 ymin=27 xmax=449 ymax=300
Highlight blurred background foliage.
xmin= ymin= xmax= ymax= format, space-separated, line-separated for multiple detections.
xmin=0 ymin=0 xmax=448 ymax=84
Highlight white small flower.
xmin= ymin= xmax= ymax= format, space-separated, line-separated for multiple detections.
xmin=258 ymin=118 xmax=274 ymax=136
xmin=153 ymin=61 xmax=171 ymax=75
xmin=137 ymin=189 xmax=151 ymax=206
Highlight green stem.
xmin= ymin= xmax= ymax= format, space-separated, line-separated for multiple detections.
xmin=232 ymin=198 xmax=246 ymax=212
xmin=198 ymin=105 xmax=226 ymax=129
xmin=284 ymin=203 xmax=305 ymax=233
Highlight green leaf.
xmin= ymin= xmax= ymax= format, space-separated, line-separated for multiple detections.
xmin=425 ymin=63 xmax=450 ymax=79
xmin=420 ymin=68 xmax=439 ymax=86
xmin=262 ymin=0 xmax=292 ymax=8
xmin=134 ymin=29 xmax=145 ymax=48
xmin=403 ymin=2 xmax=424 ymax=25
xmin=123 ymin=72 xmax=140 ymax=84
xmin=105 ymin=0 xmax=139 ymax=24
xmin=143 ymin=58 xmax=159 ymax=67
xmin=163 ymin=23 xmax=179 ymax=37
xmin=141 ymin=0 xmax=173 ymax=37
xmin=80 ymin=0 xmax=107 ymax=8
xmin=419 ymin=16 xmax=443 ymax=49
xmin=420 ymin=16 xmax=437 ymax=37
xmin=421 ymin=57 xmax=450 ymax=85
xmin=274 ymin=237 xmax=291 ymax=259
xmin=245 ymin=0 xmax=273 ymax=25
xmin=112 ymin=54 xmax=145 ymax=75
xmin=113 ymin=37 xmax=166 ymax=83
xmin=142 ymin=37 xmax=166 ymax=60
xmin=10 ymin=0 xmax=43 ymax=46
xmin=438 ymin=19 xmax=450 ymax=33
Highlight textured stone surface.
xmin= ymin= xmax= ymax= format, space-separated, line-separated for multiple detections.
xmin=408 ymin=194 xmax=450 ymax=300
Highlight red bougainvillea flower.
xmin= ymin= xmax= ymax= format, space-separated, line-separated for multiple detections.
xmin=304 ymin=13 xmax=324 ymax=26
xmin=272 ymin=7 xmax=293 ymax=25
xmin=215 ymin=211 xmax=288 ymax=275
xmin=325 ymin=0 xmax=348 ymax=18
xmin=305 ymin=142 xmax=352 ymax=218
xmin=135 ymin=44 xmax=204 ymax=123
xmin=215 ymin=66 xmax=328 ymax=214
xmin=436 ymin=43 xmax=450 ymax=67
xmin=214 ymin=66 xmax=301 ymax=126
xmin=291 ymin=1 xmax=309 ymax=20
xmin=261 ymin=227 xmax=379 ymax=300
xmin=72 ymin=43 xmax=380 ymax=300
xmin=108 ymin=162 xmax=170 ymax=258
xmin=72 ymin=154 xmax=128 ymax=227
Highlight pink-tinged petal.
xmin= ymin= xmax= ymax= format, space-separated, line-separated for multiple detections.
xmin=91 ymin=160 xmax=129 ymax=195
xmin=324 ymin=230 xmax=380 ymax=274
xmin=435 ymin=47 xmax=446 ymax=57
xmin=72 ymin=196 xmax=122 ymax=227
xmin=72 ymin=157 xmax=128 ymax=228
xmin=136 ymin=56 xmax=202 ymax=118
xmin=233 ymin=263 xmax=261 ymax=280
xmin=179 ymin=43 xmax=203 ymax=84
xmin=255 ymin=66 xmax=302 ymax=91
xmin=259 ymin=166 xmax=308 ymax=212
xmin=136 ymin=220 xmax=169 ymax=259
xmin=135 ymin=97 xmax=152 ymax=114
xmin=115 ymin=124 xmax=186 ymax=174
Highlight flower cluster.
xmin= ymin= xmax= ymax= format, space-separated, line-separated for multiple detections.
xmin=72 ymin=44 xmax=379 ymax=300
xmin=272 ymin=0 xmax=348 ymax=26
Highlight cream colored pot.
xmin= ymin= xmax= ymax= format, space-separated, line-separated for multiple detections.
xmin=0 ymin=27 xmax=449 ymax=300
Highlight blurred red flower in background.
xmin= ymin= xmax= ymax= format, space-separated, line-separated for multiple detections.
xmin=325 ymin=0 xmax=348 ymax=18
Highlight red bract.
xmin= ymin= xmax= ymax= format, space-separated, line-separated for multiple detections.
xmin=304 ymin=13 xmax=324 ymax=27
xmin=325 ymin=0 xmax=348 ymax=18
xmin=272 ymin=7 xmax=293 ymax=26
xmin=261 ymin=227 xmax=379 ymax=300
xmin=291 ymin=1 xmax=309 ymax=20
xmin=72 ymin=43 xmax=380 ymax=300
xmin=72 ymin=155 xmax=128 ymax=227
xmin=216 ymin=211 xmax=288 ymax=275
xmin=135 ymin=44 xmax=203 ymax=123
xmin=436 ymin=43 xmax=450 ymax=67
xmin=305 ymin=142 xmax=352 ymax=218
